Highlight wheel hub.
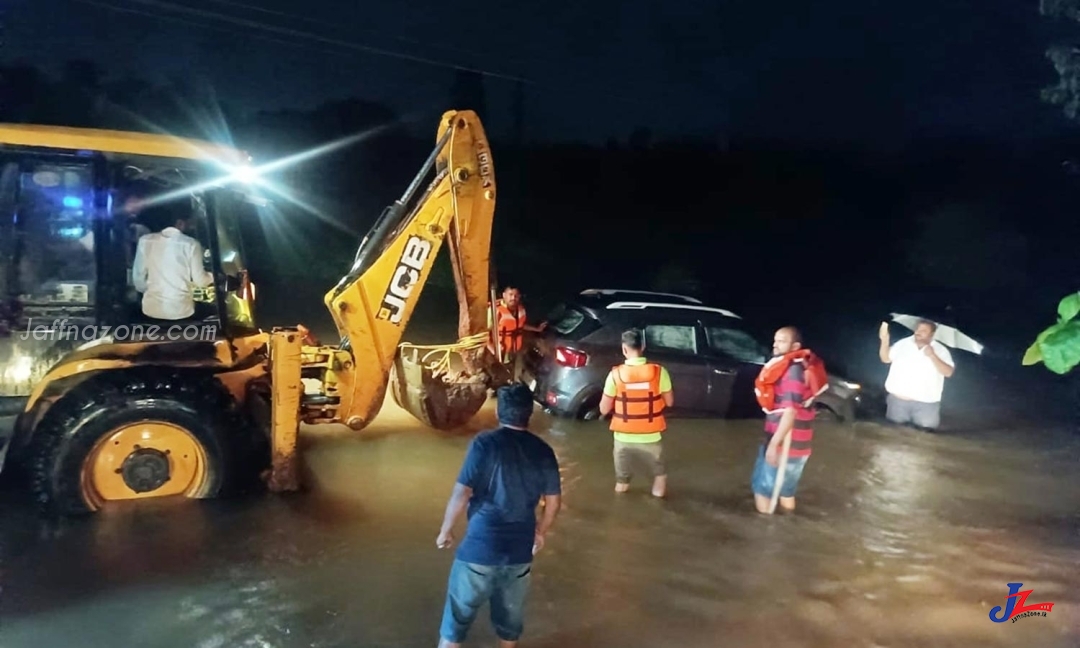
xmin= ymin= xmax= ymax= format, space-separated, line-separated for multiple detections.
xmin=117 ymin=445 xmax=171 ymax=493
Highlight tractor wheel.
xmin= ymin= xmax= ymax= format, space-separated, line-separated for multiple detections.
xmin=28 ymin=371 xmax=244 ymax=515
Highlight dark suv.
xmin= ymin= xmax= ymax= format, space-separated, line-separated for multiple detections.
xmin=521 ymin=289 xmax=864 ymax=422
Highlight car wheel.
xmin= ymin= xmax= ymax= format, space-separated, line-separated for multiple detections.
xmin=813 ymin=403 xmax=841 ymax=423
xmin=578 ymin=396 xmax=602 ymax=421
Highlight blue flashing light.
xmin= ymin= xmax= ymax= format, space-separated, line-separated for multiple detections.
xmin=62 ymin=196 xmax=84 ymax=209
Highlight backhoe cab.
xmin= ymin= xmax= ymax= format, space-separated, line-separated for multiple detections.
xmin=0 ymin=110 xmax=504 ymax=515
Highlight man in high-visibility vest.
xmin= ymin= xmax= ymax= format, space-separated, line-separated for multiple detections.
xmin=599 ymin=328 xmax=674 ymax=498
xmin=488 ymin=286 xmax=546 ymax=378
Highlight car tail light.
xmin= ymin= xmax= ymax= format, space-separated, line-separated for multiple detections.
xmin=554 ymin=346 xmax=588 ymax=368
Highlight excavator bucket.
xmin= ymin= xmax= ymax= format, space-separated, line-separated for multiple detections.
xmin=389 ymin=344 xmax=491 ymax=430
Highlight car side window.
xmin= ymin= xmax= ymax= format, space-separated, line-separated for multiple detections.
xmin=644 ymin=324 xmax=698 ymax=355
xmin=705 ymin=325 xmax=767 ymax=363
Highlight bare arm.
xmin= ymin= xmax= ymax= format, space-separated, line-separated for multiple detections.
xmin=533 ymin=454 xmax=562 ymax=554
xmin=765 ymin=407 xmax=797 ymax=465
xmin=436 ymin=482 xmax=472 ymax=548
xmin=599 ymin=394 xmax=614 ymax=417
xmin=189 ymin=241 xmax=214 ymax=288
xmin=662 ymin=390 xmax=674 ymax=408
xmin=878 ymin=322 xmax=891 ymax=363
xmin=599 ymin=369 xmax=615 ymax=416
xmin=536 ymin=494 xmax=561 ymax=537
xmin=532 ymin=494 xmax=561 ymax=554
xmin=768 ymin=408 xmax=797 ymax=450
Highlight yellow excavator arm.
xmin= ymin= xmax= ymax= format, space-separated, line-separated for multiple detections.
xmin=326 ymin=109 xmax=499 ymax=430
xmin=267 ymin=110 xmax=501 ymax=472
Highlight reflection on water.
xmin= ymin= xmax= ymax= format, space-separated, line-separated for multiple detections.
xmin=1 ymin=395 xmax=1077 ymax=647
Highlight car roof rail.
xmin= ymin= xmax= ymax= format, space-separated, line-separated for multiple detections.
xmin=579 ymin=288 xmax=703 ymax=304
xmin=605 ymin=301 xmax=742 ymax=319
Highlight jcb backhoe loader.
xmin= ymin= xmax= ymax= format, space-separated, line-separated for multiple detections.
xmin=0 ymin=110 xmax=507 ymax=514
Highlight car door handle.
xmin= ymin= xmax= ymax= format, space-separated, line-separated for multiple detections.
xmin=713 ymin=368 xmax=735 ymax=376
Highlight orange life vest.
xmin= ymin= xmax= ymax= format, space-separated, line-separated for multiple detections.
xmin=609 ymin=363 xmax=667 ymax=434
xmin=495 ymin=300 xmax=526 ymax=353
xmin=754 ymin=349 xmax=829 ymax=413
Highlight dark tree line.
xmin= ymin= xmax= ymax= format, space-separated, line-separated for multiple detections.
xmin=3 ymin=60 xmax=1079 ymax=343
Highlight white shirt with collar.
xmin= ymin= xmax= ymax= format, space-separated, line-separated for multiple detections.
xmin=131 ymin=227 xmax=214 ymax=320
xmin=884 ymin=335 xmax=955 ymax=403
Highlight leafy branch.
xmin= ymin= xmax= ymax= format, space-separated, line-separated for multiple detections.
xmin=1040 ymin=0 xmax=1080 ymax=121
xmin=1022 ymin=292 xmax=1080 ymax=374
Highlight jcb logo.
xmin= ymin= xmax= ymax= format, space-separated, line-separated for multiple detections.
xmin=377 ymin=235 xmax=432 ymax=324
xmin=476 ymin=141 xmax=493 ymax=188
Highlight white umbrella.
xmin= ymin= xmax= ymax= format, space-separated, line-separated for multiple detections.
xmin=889 ymin=313 xmax=985 ymax=355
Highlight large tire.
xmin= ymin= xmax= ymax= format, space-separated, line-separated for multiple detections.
xmin=813 ymin=403 xmax=842 ymax=423
xmin=578 ymin=394 xmax=602 ymax=421
xmin=27 ymin=370 xmax=249 ymax=515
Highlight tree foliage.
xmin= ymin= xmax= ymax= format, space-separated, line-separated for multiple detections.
xmin=1025 ymin=4 xmax=1080 ymax=373
xmin=1022 ymin=292 xmax=1080 ymax=374
xmin=1040 ymin=0 xmax=1080 ymax=121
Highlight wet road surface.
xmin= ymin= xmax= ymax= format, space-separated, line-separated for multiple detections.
xmin=1 ymin=393 xmax=1077 ymax=647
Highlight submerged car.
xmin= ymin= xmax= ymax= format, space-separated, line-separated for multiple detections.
xmin=521 ymin=289 xmax=865 ymax=422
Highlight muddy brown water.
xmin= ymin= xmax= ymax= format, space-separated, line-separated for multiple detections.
xmin=0 ymin=393 xmax=1077 ymax=648
xmin=1 ymin=285 xmax=1077 ymax=646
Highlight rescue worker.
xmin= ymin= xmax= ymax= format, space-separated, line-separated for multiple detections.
xmin=751 ymin=326 xmax=823 ymax=514
xmin=489 ymin=286 xmax=546 ymax=379
xmin=435 ymin=384 xmax=562 ymax=648
xmin=131 ymin=205 xmax=214 ymax=321
xmin=598 ymin=328 xmax=674 ymax=498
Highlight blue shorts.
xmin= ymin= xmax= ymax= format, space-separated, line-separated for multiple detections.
xmin=439 ymin=559 xmax=533 ymax=643
xmin=750 ymin=444 xmax=809 ymax=499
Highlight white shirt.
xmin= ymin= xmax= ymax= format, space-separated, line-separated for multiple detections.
xmin=884 ymin=335 xmax=955 ymax=403
xmin=131 ymin=227 xmax=214 ymax=320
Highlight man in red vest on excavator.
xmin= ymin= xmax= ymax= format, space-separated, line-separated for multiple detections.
xmin=751 ymin=326 xmax=828 ymax=514
xmin=489 ymin=286 xmax=546 ymax=380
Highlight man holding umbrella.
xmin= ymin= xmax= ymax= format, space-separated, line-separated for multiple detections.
xmin=878 ymin=318 xmax=955 ymax=430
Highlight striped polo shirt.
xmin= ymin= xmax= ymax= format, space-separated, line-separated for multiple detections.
xmin=762 ymin=361 xmax=815 ymax=458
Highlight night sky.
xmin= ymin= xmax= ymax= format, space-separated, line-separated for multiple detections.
xmin=4 ymin=0 xmax=1073 ymax=146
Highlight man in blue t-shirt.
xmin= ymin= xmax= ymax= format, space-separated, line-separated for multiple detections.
xmin=435 ymin=384 xmax=562 ymax=648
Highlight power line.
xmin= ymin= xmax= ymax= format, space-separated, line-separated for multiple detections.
xmin=198 ymin=0 xmax=549 ymax=72
xmin=76 ymin=0 xmax=670 ymax=115
xmin=71 ymin=0 xmax=449 ymax=96
xmin=189 ymin=0 xmax=664 ymax=110
xmin=114 ymin=0 xmax=531 ymax=83
xmin=73 ymin=0 xmax=326 ymax=56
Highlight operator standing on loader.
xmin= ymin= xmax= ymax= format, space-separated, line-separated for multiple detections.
xmin=131 ymin=204 xmax=214 ymax=321
xmin=489 ymin=286 xmax=546 ymax=381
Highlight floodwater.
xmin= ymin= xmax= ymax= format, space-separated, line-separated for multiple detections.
xmin=1 ymin=283 xmax=1077 ymax=646
xmin=0 ymin=392 xmax=1077 ymax=647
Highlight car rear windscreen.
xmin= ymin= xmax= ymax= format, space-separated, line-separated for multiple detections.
xmin=545 ymin=303 xmax=599 ymax=340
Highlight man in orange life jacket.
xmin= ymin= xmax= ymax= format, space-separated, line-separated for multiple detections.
xmin=751 ymin=326 xmax=824 ymax=514
xmin=489 ymin=286 xmax=546 ymax=377
xmin=598 ymin=328 xmax=674 ymax=498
